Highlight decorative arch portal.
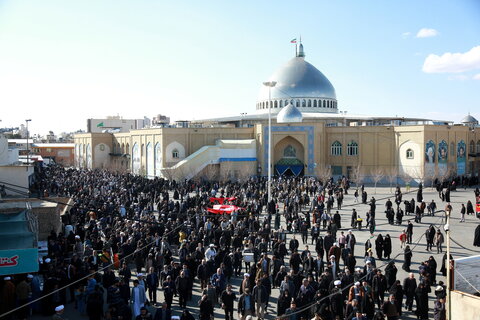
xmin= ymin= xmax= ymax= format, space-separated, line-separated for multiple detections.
xmin=264 ymin=125 xmax=314 ymax=176
xmin=165 ymin=141 xmax=185 ymax=163
xmin=132 ymin=143 xmax=141 ymax=174
xmin=154 ymin=142 xmax=162 ymax=176
xmin=146 ymin=142 xmax=154 ymax=178
xmin=86 ymin=144 xmax=92 ymax=169
xmin=273 ymin=136 xmax=305 ymax=176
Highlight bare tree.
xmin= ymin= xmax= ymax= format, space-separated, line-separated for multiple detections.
xmin=237 ymin=162 xmax=253 ymax=182
xmin=203 ymin=164 xmax=219 ymax=182
xmin=387 ymin=167 xmax=399 ymax=193
xmin=350 ymin=165 xmax=366 ymax=188
xmin=221 ymin=161 xmax=235 ymax=183
xmin=317 ymin=166 xmax=332 ymax=185
xmin=401 ymin=171 xmax=414 ymax=192
xmin=441 ymin=166 xmax=455 ymax=185
xmin=370 ymin=167 xmax=385 ymax=194
xmin=161 ymin=168 xmax=175 ymax=181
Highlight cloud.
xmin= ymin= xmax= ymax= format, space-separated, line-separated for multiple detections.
xmin=402 ymin=32 xmax=411 ymax=39
xmin=422 ymin=45 xmax=480 ymax=73
xmin=416 ymin=28 xmax=438 ymax=38
xmin=473 ymin=73 xmax=480 ymax=80
xmin=447 ymin=75 xmax=469 ymax=81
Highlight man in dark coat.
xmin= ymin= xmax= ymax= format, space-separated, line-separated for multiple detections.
xmin=474 ymin=225 xmax=480 ymax=247
xmin=415 ymin=282 xmax=429 ymax=320
xmin=372 ymin=270 xmax=387 ymax=309
xmin=238 ymin=288 xmax=255 ymax=319
xmin=153 ymin=302 xmax=171 ymax=320
xmin=220 ymin=284 xmax=236 ymax=320
xmin=403 ymin=273 xmax=417 ymax=311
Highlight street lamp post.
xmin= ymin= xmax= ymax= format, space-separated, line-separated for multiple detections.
xmin=445 ymin=208 xmax=452 ymax=320
xmin=25 ymin=119 xmax=32 ymax=166
xmin=262 ymin=81 xmax=277 ymax=204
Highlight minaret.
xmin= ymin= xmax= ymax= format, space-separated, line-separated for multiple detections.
xmin=297 ymin=39 xmax=305 ymax=58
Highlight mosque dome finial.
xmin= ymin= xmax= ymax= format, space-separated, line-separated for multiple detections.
xmin=297 ymin=41 xmax=305 ymax=58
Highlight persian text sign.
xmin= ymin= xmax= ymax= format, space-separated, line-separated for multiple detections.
xmin=0 ymin=248 xmax=38 ymax=275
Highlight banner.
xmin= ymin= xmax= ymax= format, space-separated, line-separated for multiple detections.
xmin=207 ymin=205 xmax=243 ymax=214
xmin=457 ymin=140 xmax=466 ymax=175
xmin=425 ymin=140 xmax=436 ymax=177
xmin=438 ymin=140 xmax=448 ymax=176
xmin=209 ymin=197 xmax=237 ymax=204
xmin=0 ymin=248 xmax=39 ymax=276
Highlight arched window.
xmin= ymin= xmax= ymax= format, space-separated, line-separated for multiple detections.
xmin=302 ymin=99 xmax=306 ymax=107
xmin=296 ymin=99 xmax=300 ymax=108
xmin=308 ymin=99 xmax=312 ymax=107
xmin=274 ymin=100 xmax=278 ymax=108
xmin=283 ymin=145 xmax=296 ymax=158
xmin=313 ymin=100 xmax=317 ymax=108
xmin=347 ymin=141 xmax=358 ymax=156
xmin=323 ymin=100 xmax=326 ymax=108
xmin=126 ymin=143 xmax=130 ymax=154
xmin=477 ymin=140 xmax=480 ymax=153
xmin=331 ymin=141 xmax=342 ymax=156
xmin=172 ymin=149 xmax=179 ymax=159
xmin=285 ymin=100 xmax=289 ymax=106
xmin=121 ymin=143 xmax=125 ymax=154
xmin=279 ymin=100 xmax=283 ymax=108
xmin=450 ymin=142 xmax=455 ymax=157
xmin=470 ymin=140 xmax=475 ymax=153
xmin=406 ymin=149 xmax=414 ymax=159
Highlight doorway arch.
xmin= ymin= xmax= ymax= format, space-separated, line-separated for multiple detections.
xmin=273 ymin=136 xmax=305 ymax=176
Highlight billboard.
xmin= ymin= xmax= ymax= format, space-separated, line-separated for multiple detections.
xmin=425 ymin=140 xmax=436 ymax=177
xmin=457 ymin=140 xmax=466 ymax=175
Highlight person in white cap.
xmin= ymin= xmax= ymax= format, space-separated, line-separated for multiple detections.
xmin=331 ymin=280 xmax=344 ymax=318
xmin=240 ymin=273 xmax=250 ymax=294
xmin=52 ymin=305 xmax=65 ymax=320
xmin=205 ymin=244 xmax=216 ymax=260
xmin=348 ymin=281 xmax=364 ymax=304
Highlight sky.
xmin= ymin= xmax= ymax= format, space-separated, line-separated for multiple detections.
xmin=0 ymin=0 xmax=479 ymax=135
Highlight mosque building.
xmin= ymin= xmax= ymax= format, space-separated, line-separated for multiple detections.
xmin=74 ymin=43 xmax=480 ymax=184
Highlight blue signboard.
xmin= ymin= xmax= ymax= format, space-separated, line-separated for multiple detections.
xmin=0 ymin=248 xmax=39 ymax=275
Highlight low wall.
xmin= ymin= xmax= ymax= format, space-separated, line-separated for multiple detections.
xmin=0 ymin=197 xmax=71 ymax=240
xmin=450 ymin=290 xmax=480 ymax=319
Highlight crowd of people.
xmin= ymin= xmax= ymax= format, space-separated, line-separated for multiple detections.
xmin=1 ymin=164 xmax=478 ymax=320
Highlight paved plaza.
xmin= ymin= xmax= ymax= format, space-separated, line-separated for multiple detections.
xmin=29 ymin=185 xmax=479 ymax=320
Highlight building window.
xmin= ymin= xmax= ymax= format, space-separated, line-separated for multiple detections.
xmin=347 ymin=141 xmax=358 ymax=156
xmin=331 ymin=141 xmax=342 ymax=156
xmin=283 ymin=145 xmax=296 ymax=158
xmin=172 ymin=149 xmax=179 ymax=159
xmin=406 ymin=149 xmax=414 ymax=159
xmin=470 ymin=140 xmax=475 ymax=153
xmin=308 ymin=99 xmax=312 ymax=107
xmin=274 ymin=100 xmax=278 ymax=108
